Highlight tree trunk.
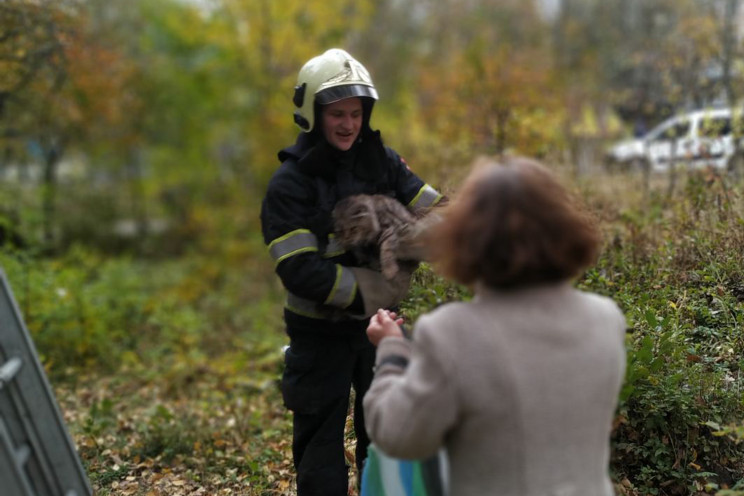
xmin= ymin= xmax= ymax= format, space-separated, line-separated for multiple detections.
xmin=553 ymin=0 xmax=573 ymax=70
xmin=40 ymin=139 xmax=63 ymax=251
xmin=722 ymin=0 xmax=741 ymax=180
xmin=721 ymin=0 xmax=739 ymax=106
xmin=492 ymin=109 xmax=509 ymax=155
xmin=126 ymin=147 xmax=149 ymax=248
xmin=666 ymin=141 xmax=679 ymax=199
xmin=0 ymin=146 xmax=10 ymax=180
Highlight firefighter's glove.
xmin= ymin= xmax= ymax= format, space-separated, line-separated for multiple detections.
xmin=396 ymin=209 xmax=444 ymax=262
xmin=350 ymin=266 xmax=414 ymax=318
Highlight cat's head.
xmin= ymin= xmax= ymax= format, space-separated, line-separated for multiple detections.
xmin=332 ymin=195 xmax=380 ymax=245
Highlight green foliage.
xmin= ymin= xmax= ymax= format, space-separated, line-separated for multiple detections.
xmin=400 ymin=263 xmax=471 ymax=323
xmin=3 ymin=2 xmax=744 ymax=494
xmin=4 ymin=173 xmax=743 ymax=495
xmin=135 ymin=404 xmax=199 ymax=462
xmin=83 ymin=398 xmax=116 ymax=441
xmin=1 ymin=247 xmax=147 ymax=372
xmin=90 ymin=462 xmax=131 ymax=487
xmin=0 ymin=224 xmax=283 ymax=379
xmin=577 ymin=171 xmax=744 ymax=494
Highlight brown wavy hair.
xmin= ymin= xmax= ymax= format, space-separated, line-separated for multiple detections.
xmin=428 ymin=156 xmax=600 ymax=289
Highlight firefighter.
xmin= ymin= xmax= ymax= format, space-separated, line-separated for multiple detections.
xmin=260 ymin=48 xmax=444 ymax=495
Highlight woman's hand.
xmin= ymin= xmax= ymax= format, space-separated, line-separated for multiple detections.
xmin=366 ymin=308 xmax=405 ymax=346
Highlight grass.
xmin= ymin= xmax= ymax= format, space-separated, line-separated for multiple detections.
xmin=4 ymin=165 xmax=744 ymax=495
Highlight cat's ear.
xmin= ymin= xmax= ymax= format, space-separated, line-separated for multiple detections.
xmin=351 ymin=203 xmax=367 ymax=217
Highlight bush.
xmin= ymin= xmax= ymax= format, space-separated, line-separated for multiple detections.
xmin=0 ymin=233 xmax=284 ymax=379
xmin=578 ymin=170 xmax=744 ymax=494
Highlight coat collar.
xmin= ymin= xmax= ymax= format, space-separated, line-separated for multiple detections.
xmin=277 ymin=129 xmax=387 ymax=182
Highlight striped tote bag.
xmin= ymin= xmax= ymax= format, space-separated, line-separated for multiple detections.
xmin=360 ymin=444 xmax=449 ymax=496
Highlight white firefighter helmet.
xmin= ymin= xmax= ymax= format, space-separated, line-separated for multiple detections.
xmin=292 ymin=48 xmax=378 ymax=132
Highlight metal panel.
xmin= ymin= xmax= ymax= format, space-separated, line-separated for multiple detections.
xmin=0 ymin=268 xmax=92 ymax=496
xmin=0 ymin=417 xmax=36 ymax=496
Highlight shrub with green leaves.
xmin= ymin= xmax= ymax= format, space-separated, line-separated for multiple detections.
xmin=577 ymin=171 xmax=744 ymax=494
xmin=0 ymin=235 xmax=283 ymax=380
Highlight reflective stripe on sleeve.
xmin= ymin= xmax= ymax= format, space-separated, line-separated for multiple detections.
xmin=286 ymin=292 xmax=367 ymax=321
xmin=408 ymin=184 xmax=443 ymax=210
xmin=324 ymin=265 xmax=358 ymax=308
xmin=288 ymin=292 xmax=368 ymax=321
xmin=286 ymin=293 xmax=326 ymax=319
xmin=268 ymin=229 xmax=318 ymax=264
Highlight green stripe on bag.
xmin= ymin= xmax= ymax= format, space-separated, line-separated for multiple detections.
xmin=412 ymin=462 xmax=428 ymax=495
xmin=361 ymin=444 xmax=449 ymax=496
xmin=363 ymin=446 xmax=385 ymax=495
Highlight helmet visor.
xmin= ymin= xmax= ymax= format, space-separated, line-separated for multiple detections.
xmin=316 ymin=84 xmax=378 ymax=105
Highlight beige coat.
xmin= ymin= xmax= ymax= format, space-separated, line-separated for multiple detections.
xmin=363 ymin=282 xmax=626 ymax=496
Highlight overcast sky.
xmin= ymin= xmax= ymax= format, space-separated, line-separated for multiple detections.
xmin=535 ymin=0 xmax=560 ymax=22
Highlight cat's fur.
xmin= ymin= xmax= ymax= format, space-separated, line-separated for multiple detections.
xmin=332 ymin=194 xmax=419 ymax=280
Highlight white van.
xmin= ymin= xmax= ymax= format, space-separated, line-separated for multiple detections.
xmin=604 ymin=108 xmax=744 ymax=172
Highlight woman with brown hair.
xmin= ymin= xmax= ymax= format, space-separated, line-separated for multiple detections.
xmin=363 ymin=156 xmax=627 ymax=495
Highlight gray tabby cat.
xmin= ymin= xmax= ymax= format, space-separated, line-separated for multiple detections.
xmin=332 ymin=194 xmax=419 ymax=280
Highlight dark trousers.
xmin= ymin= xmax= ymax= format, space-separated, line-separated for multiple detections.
xmin=282 ymin=332 xmax=376 ymax=496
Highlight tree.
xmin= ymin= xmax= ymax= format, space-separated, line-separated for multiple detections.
xmin=0 ymin=0 xmax=70 ymax=168
xmin=412 ymin=1 xmax=563 ymax=162
xmin=1 ymin=0 xmax=149 ymax=249
xmin=215 ymin=0 xmax=377 ymax=187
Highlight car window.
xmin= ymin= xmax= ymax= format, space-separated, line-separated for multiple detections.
xmin=700 ymin=117 xmax=731 ymax=137
xmin=657 ymin=121 xmax=690 ymax=140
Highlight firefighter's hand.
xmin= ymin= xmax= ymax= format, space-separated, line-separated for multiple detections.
xmin=396 ymin=208 xmax=444 ymax=262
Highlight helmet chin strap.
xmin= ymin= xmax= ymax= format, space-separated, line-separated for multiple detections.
xmin=361 ymin=98 xmax=375 ymax=133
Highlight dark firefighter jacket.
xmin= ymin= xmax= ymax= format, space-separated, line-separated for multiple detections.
xmin=260 ymin=130 xmax=443 ymax=336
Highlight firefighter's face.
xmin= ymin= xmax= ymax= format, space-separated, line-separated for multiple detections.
xmin=321 ymin=97 xmax=362 ymax=151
